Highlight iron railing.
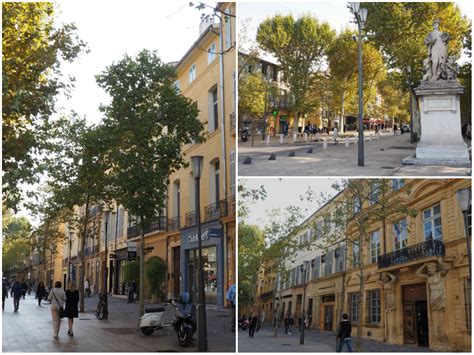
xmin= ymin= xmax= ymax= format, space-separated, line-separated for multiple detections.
xmin=127 ymin=216 xmax=167 ymax=239
xmin=168 ymin=216 xmax=180 ymax=232
xmin=378 ymin=239 xmax=445 ymax=269
xmin=204 ymin=201 xmax=222 ymax=222
xmin=260 ymin=290 xmax=274 ymax=300
xmin=185 ymin=211 xmax=197 ymax=228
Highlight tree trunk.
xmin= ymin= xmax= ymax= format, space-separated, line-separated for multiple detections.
xmin=79 ymin=197 xmax=90 ymax=313
xmin=341 ymin=91 xmax=346 ymax=133
xmin=139 ymin=215 xmax=145 ymax=316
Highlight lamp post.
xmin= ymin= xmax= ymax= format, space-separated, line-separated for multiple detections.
xmin=351 ymin=2 xmax=368 ymax=166
xmin=191 ymin=155 xmax=208 ymax=352
xmin=405 ymin=65 xmax=416 ymax=143
xmin=102 ymin=211 xmax=110 ymax=319
xmin=456 ymin=188 xmax=471 ymax=281
xmin=299 ymin=260 xmax=311 ymax=345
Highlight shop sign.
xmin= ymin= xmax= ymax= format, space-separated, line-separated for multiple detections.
xmin=187 ymin=230 xmax=210 ymax=244
xmin=127 ymin=242 xmax=137 ymax=252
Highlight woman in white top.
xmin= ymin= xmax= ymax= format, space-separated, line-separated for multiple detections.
xmin=48 ymin=281 xmax=66 ymax=338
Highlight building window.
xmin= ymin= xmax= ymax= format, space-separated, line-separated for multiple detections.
xmin=465 ymin=277 xmax=471 ymax=332
xmin=315 ymin=220 xmax=323 ymax=240
xmin=207 ymin=43 xmax=216 ymax=63
xmin=189 ymin=64 xmax=196 ymax=83
xmin=233 ymin=71 xmax=236 ymax=110
xmin=370 ymin=183 xmax=381 ymax=205
xmin=370 ymin=231 xmax=380 ymax=263
xmin=312 ymin=256 xmax=320 ymax=280
xmin=335 ymin=245 xmax=345 ymax=272
xmin=225 ymin=7 xmax=232 ymax=50
xmin=230 ymin=150 xmax=235 ymax=196
xmin=173 ymin=80 xmax=180 ymax=92
xmin=324 ymin=250 xmax=333 ymax=276
xmin=352 ymin=242 xmax=360 ymax=267
xmin=212 ymin=87 xmax=218 ymax=130
xmin=350 ymin=292 xmax=360 ymax=323
xmin=392 ymin=179 xmax=405 ymax=191
xmin=423 ymin=204 xmax=442 ymax=241
xmin=393 ymin=219 xmax=408 ymax=251
xmin=367 ymin=289 xmax=381 ymax=324
xmin=354 ymin=198 xmax=361 ymax=214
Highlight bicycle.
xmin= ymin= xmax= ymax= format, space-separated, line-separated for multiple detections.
xmin=95 ymin=293 xmax=108 ymax=320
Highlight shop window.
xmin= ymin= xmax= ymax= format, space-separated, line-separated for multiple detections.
xmin=350 ymin=292 xmax=360 ymax=323
xmin=370 ymin=231 xmax=380 ymax=263
xmin=393 ymin=219 xmax=407 ymax=251
xmin=423 ymin=204 xmax=442 ymax=241
xmin=367 ymin=289 xmax=381 ymax=324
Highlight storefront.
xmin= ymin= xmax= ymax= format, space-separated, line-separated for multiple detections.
xmin=180 ymin=221 xmax=225 ymax=307
xmin=114 ymin=247 xmax=128 ymax=295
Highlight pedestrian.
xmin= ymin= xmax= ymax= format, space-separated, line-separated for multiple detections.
xmin=21 ymin=281 xmax=28 ymax=299
xmin=284 ymin=316 xmax=289 ymax=334
xmin=84 ymin=279 xmax=91 ymax=297
xmin=248 ymin=313 xmax=258 ymax=338
xmin=48 ymin=281 xmax=66 ymax=339
xmin=36 ymin=281 xmax=46 ymax=306
xmin=64 ymin=282 xmax=79 ymax=337
xmin=393 ymin=124 xmax=397 ymax=135
xmin=226 ymin=283 xmax=236 ymax=332
xmin=288 ymin=315 xmax=294 ymax=335
xmin=333 ymin=126 xmax=339 ymax=144
xmin=121 ymin=282 xmax=126 ymax=295
xmin=2 ymin=281 xmax=8 ymax=311
xmin=336 ymin=313 xmax=353 ymax=352
xmin=128 ymin=279 xmax=137 ymax=303
xmin=11 ymin=281 xmax=22 ymax=312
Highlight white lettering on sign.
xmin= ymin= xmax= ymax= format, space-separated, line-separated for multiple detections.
xmin=187 ymin=230 xmax=209 ymax=244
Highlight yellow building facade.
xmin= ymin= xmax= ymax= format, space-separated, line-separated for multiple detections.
xmin=345 ymin=179 xmax=471 ymax=352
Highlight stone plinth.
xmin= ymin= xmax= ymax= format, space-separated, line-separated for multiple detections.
xmin=403 ymin=80 xmax=469 ymax=167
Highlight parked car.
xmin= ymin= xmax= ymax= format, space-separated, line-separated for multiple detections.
xmin=401 ymin=125 xmax=410 ymax=133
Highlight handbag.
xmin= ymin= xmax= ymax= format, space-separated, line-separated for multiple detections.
xmin=51 ymin=290 xmax=65 ymax=318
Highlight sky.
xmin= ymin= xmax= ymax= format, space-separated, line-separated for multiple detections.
xmin=54 ymin=1 xmax=217 ymax=124
xmin=242 ymin=178 xmax=340 ymax=229
xmin=238 ymin=1 xmax=473 ymax=64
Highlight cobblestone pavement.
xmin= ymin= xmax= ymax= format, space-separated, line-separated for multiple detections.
xmin=238 ymin=132 xmax=470 ymax=177
xmin=2 ymin=293 xmax=235 ymax=352
xmin=238 ymin=324 xmax=433 ymax=352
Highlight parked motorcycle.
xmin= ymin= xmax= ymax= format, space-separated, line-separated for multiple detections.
xmin=138 ymin=305 xmax=166 ymax=335
xmin=238 ymin=317 xmax=249 ymax=331
xmin=169 ymin=293 xmax=196 ymax=347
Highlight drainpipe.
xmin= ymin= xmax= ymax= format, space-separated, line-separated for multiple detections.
xmin=218 ymin=11 xmax=227 ymax=203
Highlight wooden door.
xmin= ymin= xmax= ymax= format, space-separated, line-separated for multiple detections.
xmin=324 ymin=304 xmax=334 ymax=331
xmin=403 ymin=302 xmax=416 ymax=344
xmin=173 ymin=246 xmax=180 ymax=297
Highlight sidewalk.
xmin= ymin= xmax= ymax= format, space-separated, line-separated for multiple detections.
xmin=2 ymin=293 xmax=235 ymax=352
xmin=238 ymin=133 xmax=471 ymax=176
xmin=238 ymin=324 xmax=433 ymax=352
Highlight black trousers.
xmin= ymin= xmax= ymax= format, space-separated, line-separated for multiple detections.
xmin=249 ymin=326 xmax=256 ymax=337
xmin=13 ymin=296 xmax=20 ymax=310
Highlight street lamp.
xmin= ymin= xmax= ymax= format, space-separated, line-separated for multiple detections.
xmin=299 ymin=260 xmax=311 ymax=345
xmin=351 ymin=2 xmax=368 ymax=166
xmin=102 ymin=211 xmax=110 ymax=319
xmin=191 ymin=155 xmax=208 ymax=352
xmin=405 ymin=65 xmax=416 ymax=143
xmin=456 ymin=188 xmax=471 ymax=280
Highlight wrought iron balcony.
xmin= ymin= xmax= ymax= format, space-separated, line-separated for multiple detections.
xmin=223 ymin=195 xmax=236 ymax=217
xmin=378 ymin=239 xmax=445 ymax=269
xmin=260 ymin=290 xmax=274 ymax=300
xmin=185 ymin=211 xmax=197 ymax=227
xmin=168 ymin=216 xmax=180 ymax=232
xmin=127 ymin=216 xmax=167 ymax=239
xmin=204 ymin=201 xmax=222 ymax=222
xmin=230 ymin=111 xmax=236 ymax=131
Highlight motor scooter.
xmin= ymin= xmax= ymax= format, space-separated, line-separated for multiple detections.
xmin=169 ymin=293 xmax=196 ymax=347
xmin=138 ymin=305 xmax=167 ymax=336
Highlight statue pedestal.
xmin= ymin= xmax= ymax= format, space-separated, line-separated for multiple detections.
xmin=403 ymin=81 xmax=469 ymax=167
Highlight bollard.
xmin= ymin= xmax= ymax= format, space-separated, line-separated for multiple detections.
xmin=243 ymin=157 xmax=252 ymax=165
xmin=288 ymin=150 xmax=296 ymax=157
xmin=304 ymin=133 xmax=308 ymax=141
xmin=280 ymin=135 xmax=284 ymax=144
xmin=268 ymin=153 xmax=276 ymax=160
xmin=266 ymin=135 xmax=270 ymax=145
xmin=323 ymin=138 xmax=327 ymax=150
xmin=307 ymin=147 xmax=313 ymax=154
xmin=345 ymin=137 xmax=349 ymax=147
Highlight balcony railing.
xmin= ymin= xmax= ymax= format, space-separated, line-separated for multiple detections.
xmin=127 ymin=216 xmax=167 ymax=239
xmin=185 ymin=211 xmax=197 ymax=228
xmin=168 ymin=216 xmax=180 ymax=232
xmin=204 ymin=202 xmax=222 ymax=222
xmin=230 ymin=111 xmax=236 ymax=131
xmin=260 ymin=290 xmax=274 ymax=300
xmin=378 ymin=239 xmax=445 ymax=269
xmin=223 ymin=195 xmax=236 ymax=217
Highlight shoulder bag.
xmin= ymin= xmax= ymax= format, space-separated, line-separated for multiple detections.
xmin=52 ymin=289 xmax=65 ymax=318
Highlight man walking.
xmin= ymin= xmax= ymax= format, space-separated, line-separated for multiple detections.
xmin=336 ymin=313 xmax=352 ymax=352
xmin=226 ymin=283 xmax=236 ymax=332
xmin=11 ymin=281 xmax=23 ymax=312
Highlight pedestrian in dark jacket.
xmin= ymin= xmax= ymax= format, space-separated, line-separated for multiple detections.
xmin=21 ymin=282 xmax=28 ymax=299
xmin=336 ymin=313 xmax=353 ymax=352
xmin=11 ymin=281 xmax=23 ymax=312
xmin=36 ymin=282 xmax=46 ymax=306
xmin=128 ymin=279 xmax=137 ymax=303
xmin=2 ymin=282 xmax=8 ymax=311
xmin=64 ymin=282 xmax=80 ymax=337
xmin=248 ymin=314 xmax=258 ymax=338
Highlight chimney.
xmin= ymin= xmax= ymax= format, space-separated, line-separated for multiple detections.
xmin=199 ymin=14 xmax=213 ymax=35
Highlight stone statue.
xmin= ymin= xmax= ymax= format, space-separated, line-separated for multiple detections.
xmin=377 ymin=271 xmax=397 ymax=312
xmin=423 ymin=19 xmax=454 ymax=82
xmin=416 ymin=258 xmax=449 ymax=311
